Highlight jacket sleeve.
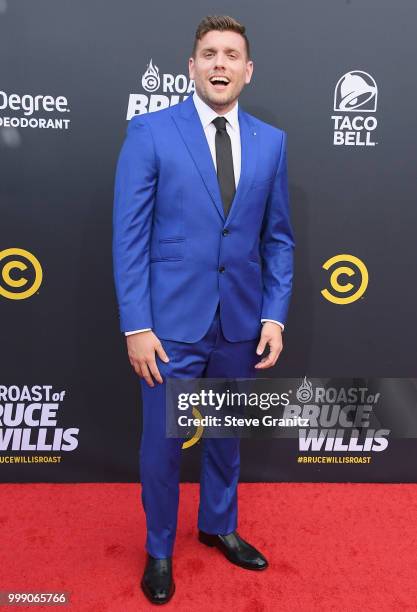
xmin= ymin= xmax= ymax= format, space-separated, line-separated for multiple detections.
xmin=112 ymin=116 xmax=157 ymax=332
xmin=259 ymin=131 xmax=295 ymax=325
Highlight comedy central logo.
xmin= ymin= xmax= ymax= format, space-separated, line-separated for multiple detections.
xmin=142 ymin=58 xmax=160 ymax=92
xmin=331 ymin=70 xmax=378 ymax=146
xmin=126 ymin=58 xmax=195 ymax=119
xmin=296 ymin=377 xmax=313 ymax=403
xmin=0 ymin=248 xmax=43 ymax=300
xmin=321 ymin=254 xmax=368 ymax=304
xmin=182 ymin=406 xmax=204 ymax=449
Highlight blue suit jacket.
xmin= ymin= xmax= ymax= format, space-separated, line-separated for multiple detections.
xmin=113 ymin=94 xmax=295 ymax=343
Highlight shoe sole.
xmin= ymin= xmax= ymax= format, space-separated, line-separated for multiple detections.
xmin=198 ymin=532 xmax=269 ymax=571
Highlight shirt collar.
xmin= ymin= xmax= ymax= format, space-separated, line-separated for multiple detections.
xmin=192 ymin=90 xmax=239 ymax=132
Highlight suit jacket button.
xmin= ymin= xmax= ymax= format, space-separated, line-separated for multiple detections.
xmin=218 ymin=266 xmax=225 ymax=273
xmin=222 ymin=229 xmax=229 ymax=236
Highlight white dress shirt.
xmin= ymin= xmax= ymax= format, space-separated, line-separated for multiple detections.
xmin=192 ymin=89 xmax=241 ymax=188
xmin=125 ymin=91 xmax=284 ymax=336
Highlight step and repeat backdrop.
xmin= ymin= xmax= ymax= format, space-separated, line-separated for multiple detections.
xmin=1 ymin=1 xmax=416 ymax=482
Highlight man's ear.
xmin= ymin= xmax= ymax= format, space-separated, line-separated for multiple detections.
xmin=189 ymin=57 xmax=195 ymax=80
xmin=245 ymin=61 xmax=254 ymax=85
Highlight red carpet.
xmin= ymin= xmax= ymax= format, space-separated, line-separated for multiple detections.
xmin=1 ymin=483 xmax=417 ymax=611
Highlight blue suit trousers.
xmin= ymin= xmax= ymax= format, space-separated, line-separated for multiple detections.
xmin=139 ymin=305 xmax=259 ymax=558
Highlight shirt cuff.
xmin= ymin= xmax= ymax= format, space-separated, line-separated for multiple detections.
xmin=125 ymin=328 xmax=152 ymax=336
xmin=261 ymin=319 xmax=284 ymax=332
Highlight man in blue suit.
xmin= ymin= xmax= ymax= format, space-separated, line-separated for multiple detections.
xmin=113 ymin=15 xmax=294 ymax=604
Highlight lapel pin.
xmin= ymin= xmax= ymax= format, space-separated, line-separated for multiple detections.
xmin=253 ymin=132 xmax=257 ymax=136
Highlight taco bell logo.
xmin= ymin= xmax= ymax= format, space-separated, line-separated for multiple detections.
xmin=334 ymin=71 xmax=377 ymax=112
xmin=331 ymin=70 xmax=378 ymax=146
xmin=127 ymin=58 xmax=195 ymax=119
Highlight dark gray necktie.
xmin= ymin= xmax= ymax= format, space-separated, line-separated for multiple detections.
xmin=212 ymin=116 xmax=235 ymax=217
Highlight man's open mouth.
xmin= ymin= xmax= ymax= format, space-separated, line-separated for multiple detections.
xmin=209 ymin=76 xmax=230 ymax=91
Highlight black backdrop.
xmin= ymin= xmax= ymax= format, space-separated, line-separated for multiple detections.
xmin=1 ymin=1 xmax=416 ymax=482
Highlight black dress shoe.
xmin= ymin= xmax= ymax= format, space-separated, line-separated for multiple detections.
xmin=141 ymin=553 xmax=175 ymax=605
xmin=198 ymin=529 xmax=268 ymax=570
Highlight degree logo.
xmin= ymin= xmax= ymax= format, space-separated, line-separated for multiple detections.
xmin=0 ymin=248 xmax=43 ymax=300
xmin=321 ymin=254 xmax=368 ymax=304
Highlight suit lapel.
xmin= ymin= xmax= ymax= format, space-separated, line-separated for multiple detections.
xmin=226 ymin=107 xmax=258 ymax=225
xmin=172 ymin=96 xmax=225 ymax=221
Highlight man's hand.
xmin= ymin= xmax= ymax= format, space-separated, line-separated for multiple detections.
xmin=255 ymin=322 xmax=283 ymax=369
xmin=126 ymin=331 xmax=169 ymax=387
